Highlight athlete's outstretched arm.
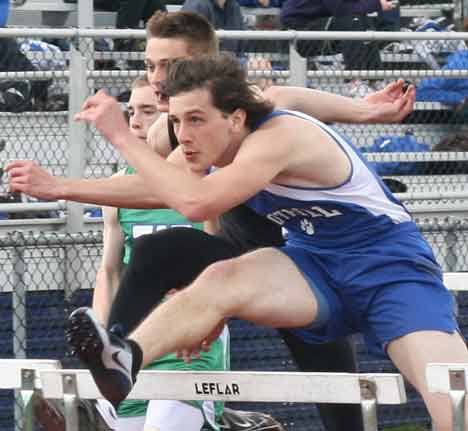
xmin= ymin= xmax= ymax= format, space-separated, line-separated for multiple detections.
xmin=265 ymin=79 xmax=415 ymax=124
xmin=5 ymin=160 xmax=166 ymax=208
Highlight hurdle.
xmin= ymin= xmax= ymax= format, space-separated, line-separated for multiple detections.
xmin=426 ymin=363 xmax=468 ymax=431
xmin=38 ymin=369 xmax=407 ymax=431
xmin=424 ymin=274 xmax=468 ymax=430
xmin=0 ymin=359 xmax=62 ymax=431
xmin=443 ymin=272 xmax=468 ymax=292
xmin=3 ymin=272 xmax=464 ymax=431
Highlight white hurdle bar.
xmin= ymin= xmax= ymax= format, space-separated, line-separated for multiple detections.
xmin=0 ymin=359 xmax=62 ymax=431
xmin=39 ymin=369 xmax=407 ymax=431
xmin=444 ymin=273 xmax=468 ymax=292
xmin=426 ymin=363 xmax=468 ymax=431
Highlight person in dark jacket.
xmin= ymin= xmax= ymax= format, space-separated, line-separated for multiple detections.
xmin=96 ymin=0 xmax=167 ymax=51
xmin=280 ymin=0 xmax=396 ymax=71
xmin=182 ymin=0 xmax=245 ymax=52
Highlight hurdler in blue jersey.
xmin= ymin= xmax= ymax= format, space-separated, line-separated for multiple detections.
xmin=67 ymin=54 xmax=466 ymax=430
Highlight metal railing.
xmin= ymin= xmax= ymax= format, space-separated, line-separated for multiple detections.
xmin=0 ymin=28 xmax=467 ymax=230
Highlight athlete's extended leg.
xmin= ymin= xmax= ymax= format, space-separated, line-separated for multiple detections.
xmin=387 ymin=330 xmax=468 ymax=431
xmin=67 ymin=247 xmax=320 ymax=406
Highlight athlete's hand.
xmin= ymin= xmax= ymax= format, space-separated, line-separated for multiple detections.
xmin=176 ymin=319 xmax=226 ymax=363
xmin=75 ymin=90 xmax=131 ymax=147
xmin=364 ymin=79 xmax=415 ymax=123
xmin=5 ymin=160 xmax=65 ymax=200
xmin=177 ymin=348 xmax=201 ymax=363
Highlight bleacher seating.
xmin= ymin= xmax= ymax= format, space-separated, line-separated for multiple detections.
xmin=8 ymin=0 xmax=459 ymax=27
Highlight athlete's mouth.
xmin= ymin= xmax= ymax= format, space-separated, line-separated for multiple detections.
xmin=183 ymin=149 xmax=198 ymax=159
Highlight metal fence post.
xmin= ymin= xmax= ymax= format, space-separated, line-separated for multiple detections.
xmin=20 ymin=369 xmax=36 ymax=431
xmin=77 ymin=0 xmax=94 ymax=28
xmin=66 ymin=37 xmax=88 ymax=233
xmin=453 ymin=0 xmax=467 ymax=28
xmin=11 ymin=244 xmax=26 ymax=431
xmin=449 ymin=369 xmax=466 ymax=431
xmin=288 ymin=36 xmax=307 ymax=88
xmin=77 ymin=0 xmax=95 ymax=90
xmin=11 ymin=246 xmax=26 ymax=359
xmin=359 ymin=378 xmax=378 ymax=431
xmin=445 ymin=226 xmax=459 ymax=272
xmin=63 ymin=374 xmax=80 ymax=431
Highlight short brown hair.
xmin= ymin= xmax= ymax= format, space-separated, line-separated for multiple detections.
xmin=131 ymin=75 xmax=150 ymax=90
xmin=146 ymin=11 xmax=218 ymax=56
xmin=166 ymin=53 xmax=274 ymax=130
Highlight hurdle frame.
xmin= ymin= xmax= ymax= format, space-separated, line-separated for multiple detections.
xmin=426 ymin=363 xmax=468 ymax=431
xmin=0 ymin=359 xmax=62 ymax=431
xmin=38 ymin=369 xmax=407 ymax=431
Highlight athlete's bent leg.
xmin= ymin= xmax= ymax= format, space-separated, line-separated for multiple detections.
xmin=387 ymin=330 xmax=468 ymax=431
xmin=130 ymin=247 xmax=319 ymax=366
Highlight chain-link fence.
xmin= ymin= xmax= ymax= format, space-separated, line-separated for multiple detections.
xmin=0 ymin=220 xmax=465 ymax=431
xmin=0 ymin=27 xmax=467 ymax=230
xmin=0 ymin=22 xmax=468 ymax=430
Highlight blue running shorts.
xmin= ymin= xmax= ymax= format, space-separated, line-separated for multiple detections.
xmin=279 ymin=230 xmax=458 ymax=357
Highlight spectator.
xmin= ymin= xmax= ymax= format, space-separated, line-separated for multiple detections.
xmin=114 ymin=0 xmax=167 ymax=32
xmin=181 ymin=2 xmax=273 ymax=84
xmin=376 ymin=2 xmax=400 ymax=32
xmin=182 ymin=0 xmax=245 ymax=52
xmin=103 ymin=0 xmax=167 ymax=51
xmin=237 ymin=0 xmax=283 ymax=33
xmin=237 ymin=0 xmax=282 ymax=8
xmin=0 ymin=0 xmax=51 ymax=112
xmin=280 ymin=0 xmax=396 ymax=87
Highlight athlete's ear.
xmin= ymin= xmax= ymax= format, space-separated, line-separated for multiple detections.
xmin=229 ymin=108 xmax=246 ymax=133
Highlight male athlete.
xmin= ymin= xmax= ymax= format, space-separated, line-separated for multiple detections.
xmin=55 ymin=54 xmax=468 ymax=431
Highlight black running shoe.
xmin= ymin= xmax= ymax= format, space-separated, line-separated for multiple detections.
xmin=66 ymin=307 xmax=136 ymax=408
xmin=218 ymin=408 xmax=286 ymax=431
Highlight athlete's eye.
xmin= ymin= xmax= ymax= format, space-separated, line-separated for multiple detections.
xmin=190 ymin=116 xmax=203 ymax=125
xmin=145 ymin=62 xmax=155 ymax=73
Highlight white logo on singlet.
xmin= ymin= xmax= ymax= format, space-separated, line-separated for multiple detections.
xmin=300 ymin=219 xmax=315 ymax=235
xmin=267 ymin=205 xmax=342 ymax=226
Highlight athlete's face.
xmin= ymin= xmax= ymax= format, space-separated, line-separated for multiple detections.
xmin=168 ymin=88 xmax=243 ymax=172
xmin=128 ymin=85 xmax=159 ymax=142
xmin=145 ymin=37 xmax=192 ymax=112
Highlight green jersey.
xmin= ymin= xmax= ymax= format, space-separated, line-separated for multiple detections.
xmin=116 ymin=167 xmax=228 ymax=429
xmin=117 ymin=328 xmax=230 ymax=430
xmin=118 ymin=166 xmax=202 ymax=264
